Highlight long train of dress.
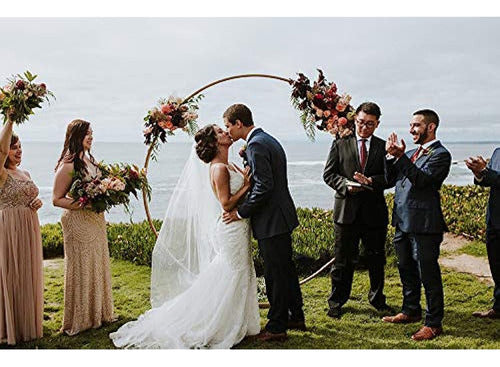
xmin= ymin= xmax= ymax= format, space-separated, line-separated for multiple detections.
xmin=110 ymin=169 xmax=260 ymax=349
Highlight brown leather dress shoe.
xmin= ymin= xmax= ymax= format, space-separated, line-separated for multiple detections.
xmin=287 ymin=320 xmax=307 ymax=331
xmin=382 ymin=312 xmax=422 ymax=324
xmin=411 ymin=326 xmax=442 ymax=341
xmin=472 ymin=309 xmax=500 ymax=319
xmin=257 ymin=330 xmax=288 ymax=342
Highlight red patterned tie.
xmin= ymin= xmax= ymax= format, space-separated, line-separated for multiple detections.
xmin=411 ymin=146 xmax=423 ymax=163
xmin=360 ymin=139 xmax=367 ymax=172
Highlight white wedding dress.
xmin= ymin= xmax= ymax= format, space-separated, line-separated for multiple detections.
xmin=110 ymin=166 xmax=260 ymax=349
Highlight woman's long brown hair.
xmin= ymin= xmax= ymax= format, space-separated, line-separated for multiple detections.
xmin=55 ymin=119 xmax=95 ymax=174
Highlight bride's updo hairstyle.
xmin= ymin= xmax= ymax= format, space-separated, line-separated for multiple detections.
xmin=195 ymin=124 xmax=218 ymax=163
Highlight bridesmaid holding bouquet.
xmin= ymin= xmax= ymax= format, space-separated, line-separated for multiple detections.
xmin=0 ymin=115 xmax=44 ymax=345
xmin=53 ymin=119 xmax=115 ymax=336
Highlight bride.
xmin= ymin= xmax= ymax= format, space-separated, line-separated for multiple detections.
xmin=110 ymin=124 xmax=261 ymax=349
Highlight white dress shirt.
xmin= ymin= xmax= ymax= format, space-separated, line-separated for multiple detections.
xmin=355 ymin=132 xmax=372 ymax=156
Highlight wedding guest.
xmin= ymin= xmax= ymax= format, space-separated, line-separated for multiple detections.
xmin=53 ymin=119 xmax=114 ymax=335
xmin=465 ymin=148 xmax=500 ymax=319
xmin=0 ymin=116 xmax=44 ymax=345
xmin=382 ymin=109 xmax=451 ymax=341
xmin=323 ymin=102 xmax=392 ymax=319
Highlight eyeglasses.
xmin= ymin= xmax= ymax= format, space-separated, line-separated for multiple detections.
xmin=355 ymin=119 xmax=377 ymax=128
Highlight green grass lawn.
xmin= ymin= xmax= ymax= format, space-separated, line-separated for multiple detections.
xmin=458 ymin=240 xmax=489 ymax=258
xmin=2 ymin=258 xmax=499 ymax=349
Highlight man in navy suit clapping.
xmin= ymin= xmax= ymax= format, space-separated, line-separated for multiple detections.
xmin=382 ymin=109 xmax=451 ymax=341
xmin=466 ymin=148 xmax=500 ymax=319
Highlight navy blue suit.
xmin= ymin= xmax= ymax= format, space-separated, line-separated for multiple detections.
xmin=474 ymin=147 xmax=500 ymax=311
xmin=237 ymin=128 xmax=303 ymax=333
xmin=387 ymin=141 xmax=451 ymax=327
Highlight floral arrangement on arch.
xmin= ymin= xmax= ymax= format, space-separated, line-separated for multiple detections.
xmin=0 ymin=71 xmax=55 ymax=125
xmin=69 ymin=162 xmax=151 ymax=215
xmin=143 ymin=95 xmax=203 ymax=145
xmin=290 ymin=69 xmax=355 ymax=140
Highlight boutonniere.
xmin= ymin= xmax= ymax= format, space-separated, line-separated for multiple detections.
xmin=239 ymin=144 xmax=247 ymax=158
xmin=423 ymin=147 xmax=434 ymax=157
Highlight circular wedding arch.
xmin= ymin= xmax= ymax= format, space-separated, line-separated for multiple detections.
xmin=142 ymin=73 xmax=335 ymax=286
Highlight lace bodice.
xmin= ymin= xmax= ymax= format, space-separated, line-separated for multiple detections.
xmin=228 ymin=167 xmax=244 ymax=195
xmin=0 ymin=174 xmax=39 ymax=210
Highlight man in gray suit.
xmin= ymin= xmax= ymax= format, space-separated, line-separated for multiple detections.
xmin=382 ymin=109 xmax=451 ymax=341
xmin=466 ymin=148 xmax=500 ymax=319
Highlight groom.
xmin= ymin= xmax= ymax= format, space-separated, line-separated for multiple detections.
xmin=222 ymin=103 xmax=305 ymax=342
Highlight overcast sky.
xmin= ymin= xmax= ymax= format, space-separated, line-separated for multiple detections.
xmin=1 ymin=17 xmax=499 ymax=143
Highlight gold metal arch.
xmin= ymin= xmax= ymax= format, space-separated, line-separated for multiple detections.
xmin=141 ymin=73 xmax=334 ymax=288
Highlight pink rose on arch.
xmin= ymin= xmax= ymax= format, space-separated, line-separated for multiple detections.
xmin=161 ymin=104 xmax=174 ymax=115
xmin=336 ymin=103 xmax=347 ymax=112
xmin=158 ymin=120 xmax=169 ymax=129
xmin=338 ymin=117 xmax=348 ymax=127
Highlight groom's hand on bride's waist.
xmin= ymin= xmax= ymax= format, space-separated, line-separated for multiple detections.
xmin=222 ymin=209 xmax=241 ymax=224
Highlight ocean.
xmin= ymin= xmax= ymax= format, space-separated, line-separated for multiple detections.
xmin=17 ymin=140 xmax=499 ymax=224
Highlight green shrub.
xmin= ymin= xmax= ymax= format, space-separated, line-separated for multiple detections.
xmin=106 ymin=220 xmax=161 ymax=266
xmin=441 ymin=184 xmax=488 ymax=242
xmin=40 ymin=185 xmax=490 ymax=275
xmin=40 ymin=223 xmax=64 ymax=258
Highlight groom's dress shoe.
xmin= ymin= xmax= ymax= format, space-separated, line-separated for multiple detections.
xmin=287 ymin=320 xmax=307 ymax=331
xmin=411 ymin=326 xmax=442 ymax=341
xmin=382 ymin=312 xmax=421 ymax=324
xmin=256 ymin=330 xmax=287 ymax=342
xmin=472 ymin=309 xmax=500 ymax=319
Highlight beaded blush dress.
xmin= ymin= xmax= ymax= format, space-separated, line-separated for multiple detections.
xmin=60 ymin=162 xmax=114 ymax=336
xmin=0 ymin=173 xmax=44 ymax=345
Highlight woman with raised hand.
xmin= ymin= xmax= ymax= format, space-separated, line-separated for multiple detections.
xmin=0 ymin=115 xmax=44 ymax=345
xmin=53 ymin=119 xmax=114 ymax=336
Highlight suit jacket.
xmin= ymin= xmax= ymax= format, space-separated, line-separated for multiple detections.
xmin=237 ymin=128 xmax=299 ymax=240
xmin=323 ymin=134 xmax=389 ymax=227
xmin=387 ymin=141 xmax=451 ymax=234
xmin=475 ymin=147 xmax=500 ymax=230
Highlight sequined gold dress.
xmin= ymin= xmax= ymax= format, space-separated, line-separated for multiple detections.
xmin=0 ymin=174 xmax=44 ymax=345
xmin=60 ymin=164 xmax=114 ymax=335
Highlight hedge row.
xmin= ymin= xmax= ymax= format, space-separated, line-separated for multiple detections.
xmin=41 ymin=185 xmax=489 ymax=275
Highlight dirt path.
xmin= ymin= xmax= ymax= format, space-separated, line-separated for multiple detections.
xmin=43 ymin=258 xmax=63 ymax=270
xmin=439 ymin=233 xmax=493 ymax=285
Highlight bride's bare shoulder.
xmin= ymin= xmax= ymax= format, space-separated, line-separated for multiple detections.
xmin=210 ymin=162 xmax=229 ymax=173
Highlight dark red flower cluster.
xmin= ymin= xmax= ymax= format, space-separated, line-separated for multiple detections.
xmin=290 ymin=69 xmax=355 ymax=138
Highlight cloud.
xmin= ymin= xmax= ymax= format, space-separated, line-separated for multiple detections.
xmin=1 ymin=18 xmax=499 ymax=142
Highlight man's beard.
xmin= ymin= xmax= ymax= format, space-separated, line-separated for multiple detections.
xmin=415 ymin=128 xmax=429 ymax=145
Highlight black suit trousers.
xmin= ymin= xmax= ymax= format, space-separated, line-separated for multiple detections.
xmin=328 ymin=220 xmax=387 ymax=310
xmin=486 ymin=227 xmax=500 ymax=311
xmin=258 ymin=232 xmax=304 ymax=333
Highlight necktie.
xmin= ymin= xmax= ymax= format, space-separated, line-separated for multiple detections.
xmin=360 ymin=139 xmax=367 ymax=172
xmin=411 ymin=146 xmax=423 ymax=163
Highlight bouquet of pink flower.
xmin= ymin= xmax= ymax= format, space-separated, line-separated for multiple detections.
xmin=69 ymin=162 xmax=151 ymax=214
xmin=0 ymin=71 xmax=55 ymax=125
xmin=290 ymin=69 xmax=355 ymax=140
xmin=143 ymin=94 xmax=203 ymax=146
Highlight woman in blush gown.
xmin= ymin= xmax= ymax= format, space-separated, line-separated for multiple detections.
xmin=0 ymin=116 xmax=44 ymax=345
